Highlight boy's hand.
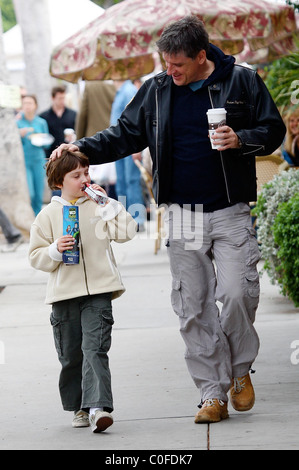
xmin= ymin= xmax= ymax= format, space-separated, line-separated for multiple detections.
xmin=57 ymin=235 xmax=75 ymax=253
xmin=89 ymin=183 xmax=107 ymax=196
xmin=85 ymin=184 xmax=109 ymax=206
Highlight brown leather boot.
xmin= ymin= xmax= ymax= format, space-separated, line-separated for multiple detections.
xmin=194 ymin=399 xmax=229 ymax=423
xmin=230 ymin=373 xmax=255 ymax=411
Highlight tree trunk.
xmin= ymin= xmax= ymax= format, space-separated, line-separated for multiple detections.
xmin=0 ymin=12 xmax=34 ymax=234
xmin=13 ymin=0 xmax=53 ymax=112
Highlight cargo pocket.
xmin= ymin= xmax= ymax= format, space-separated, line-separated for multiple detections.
xmin=245 ymin=228 xmax=261 ymax=298
xmin=245 ymin=270 xmax=260 ymax=298
xmin=171 ymin=279 xmax=185 ymax=317
xmin=99 ymin=308 xmax=114 ymax=352
xmin=50 ymin=312 xmax=63 ymax=357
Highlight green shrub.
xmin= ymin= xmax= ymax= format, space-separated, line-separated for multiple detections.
xmin=272 ymin=193 xmax=299 ymax=307
xmin=264 ymin=38 xmax=299 ymax=112
xmin=252 ymin=169 xmax=299 ymax=306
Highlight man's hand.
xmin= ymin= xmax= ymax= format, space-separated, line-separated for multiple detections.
xmin=50 ymin=143 xmax=79 ymax=160
xmin=212 ymin=126 xmax=241 ymax=151
xmin=89 ymin=183 xmax=107 ymax=195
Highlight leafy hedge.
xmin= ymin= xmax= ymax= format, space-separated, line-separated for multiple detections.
xmin=252 ymin=169 xmax=299 ymax=307
xmin=264 ymin=38 xmax=299 ymax=112
xmin=273 ymin=193 xmax=299 ymax=307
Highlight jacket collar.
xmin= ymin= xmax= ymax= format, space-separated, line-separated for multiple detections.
xmin=51 ymin=196 xmax=87 ymax=205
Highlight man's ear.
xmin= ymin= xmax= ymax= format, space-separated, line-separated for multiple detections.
xmin=197 ymin=50 xmax=207 ymax=65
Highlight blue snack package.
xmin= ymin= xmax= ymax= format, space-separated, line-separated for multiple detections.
xmin=62 ymin=206 xmax=79 ymax=265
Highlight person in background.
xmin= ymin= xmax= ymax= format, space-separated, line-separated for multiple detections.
xmin=75 ymin=81 xmax=116 ymax=197
xmin=0 ymin=208 xmax=23 ymax=253
xmin=16 ymin=94 xmax=49 ymax=215
xmin=75 ymin=80 xmax=115 ymax=139
xmin=110 ymin=80 xmax=146 ymax=231
xmin=282 ymin=107 xmax=299 ymax=166
xmin=39 ymin=85 xmax=77 ymax=160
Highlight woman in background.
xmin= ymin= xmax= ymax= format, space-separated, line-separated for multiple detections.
xmin=282 ymin=107 xmax=299 ymax=167
xmin=17 ymin=94 xmax=50 ymax=215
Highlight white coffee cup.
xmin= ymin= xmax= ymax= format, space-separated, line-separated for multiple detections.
xmin=206 ymin=108 xmax=227 ymax=149
xmin=64 ymin=128 xmax=76 ymax=143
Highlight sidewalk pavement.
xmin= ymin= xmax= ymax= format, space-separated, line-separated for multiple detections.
xmin=0 ymin=222 xmax=299 ymax=451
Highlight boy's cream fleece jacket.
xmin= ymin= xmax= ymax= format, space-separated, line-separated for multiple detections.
xmin=29 ymin=196 xmax=137 ymax=304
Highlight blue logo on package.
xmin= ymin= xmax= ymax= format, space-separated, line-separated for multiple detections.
xmin=62 ymin=206 xmax=79 ymax=265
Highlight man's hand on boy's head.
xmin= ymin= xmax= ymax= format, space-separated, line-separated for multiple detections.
xmin=50 ymin=143 xmax=79 ymax=161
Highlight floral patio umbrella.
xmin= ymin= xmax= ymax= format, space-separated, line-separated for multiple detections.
xmin=235 ymin=11 xmax=299 ymax=64
xmin=50 ymin=0 xmax=298 ymax=82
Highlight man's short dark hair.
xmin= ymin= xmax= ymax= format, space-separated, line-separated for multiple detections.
xmin=51 ymin=85 xmax=67 ymax=98
xmin=156 ymin=15 xmax=210 ymax=59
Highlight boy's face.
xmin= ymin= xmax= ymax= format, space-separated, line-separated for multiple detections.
xmin=59 ymin=165 xmax=91 ymax=201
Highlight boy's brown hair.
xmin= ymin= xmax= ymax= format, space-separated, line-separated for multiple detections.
xmin=46 ymin=150 xmax=89 ymax=190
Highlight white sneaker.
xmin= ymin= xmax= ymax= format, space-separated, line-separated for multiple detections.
xmin=89 ymin=410 xmax=113 ymax=433
xmin=72 ymin=410 xmax=90 ymax=428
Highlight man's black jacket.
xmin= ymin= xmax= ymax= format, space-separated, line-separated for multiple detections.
xmin=75 ymin=45 xmax=286 ymax=206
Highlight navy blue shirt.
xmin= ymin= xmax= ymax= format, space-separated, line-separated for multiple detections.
xmin=169 ymin=83 xmax=229 ymax=212
xmin=168 ymin=45 xmax=236 ymax=212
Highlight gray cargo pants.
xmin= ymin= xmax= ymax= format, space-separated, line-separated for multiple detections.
xmin=165 ymin=203 xmax=260 ymax=402
xmin=50 ymin=293 xmax=114 ymax=412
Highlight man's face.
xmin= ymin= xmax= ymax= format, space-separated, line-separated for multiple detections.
xmin=162 ymin=51 xmax=205 ymax=86
xmin=52 ymin=92 xmax=66 ymax=110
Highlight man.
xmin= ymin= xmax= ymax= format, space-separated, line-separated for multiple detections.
xmin=40 ymin=85 xmax=76 ymax=160
xmin=50 ymin=16 xmax=286 ymax=423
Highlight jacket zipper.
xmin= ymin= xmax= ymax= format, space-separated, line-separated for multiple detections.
xmin=155 ymin=86 xmax=160 ymax=204
xmin=208 ymin=86 xmax=231 ymax=204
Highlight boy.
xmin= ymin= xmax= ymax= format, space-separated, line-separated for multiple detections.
xmin=29 ymin=150 xmax=137 ymax=432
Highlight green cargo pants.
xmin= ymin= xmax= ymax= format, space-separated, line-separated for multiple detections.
xmin=50 ymin=293 xmax=114 ymax=412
